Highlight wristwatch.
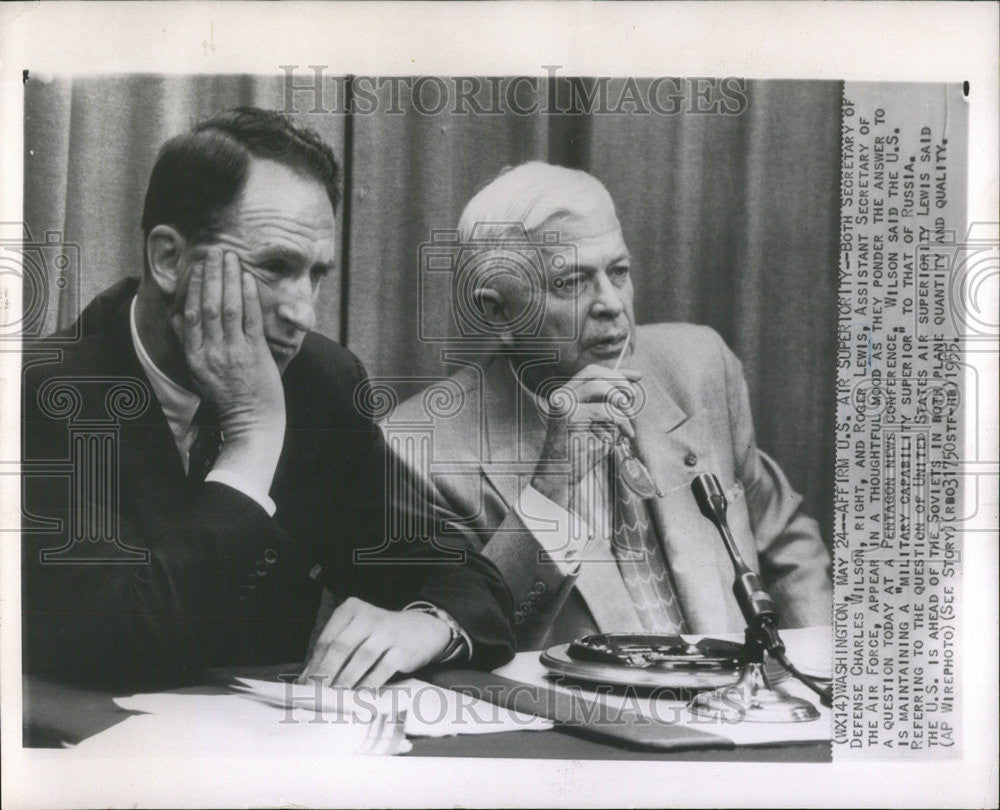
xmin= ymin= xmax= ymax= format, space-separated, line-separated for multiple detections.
xmin=406 ymin=601 xmax=469 ymax=663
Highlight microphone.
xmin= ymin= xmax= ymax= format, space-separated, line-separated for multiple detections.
xmin=690 ymin=473 xmax=782 ymax=651
xmin=690 ymin=473 xmax=831 ymax=716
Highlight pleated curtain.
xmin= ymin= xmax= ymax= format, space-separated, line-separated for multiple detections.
xmin=23 ymin=75 xmax=840 ymax=540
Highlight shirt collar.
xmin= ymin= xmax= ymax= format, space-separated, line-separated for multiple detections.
xmin=129 ymin=296 xmax=201 ymax=431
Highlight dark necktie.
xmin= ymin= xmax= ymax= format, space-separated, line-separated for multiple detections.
xmin=187 ymin=401 xmax=223 ymax=482
xmin=610 ymin=450 xmax=689 ymax=634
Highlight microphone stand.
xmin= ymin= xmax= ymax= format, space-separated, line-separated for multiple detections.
xmin=687 ymin=473 xmax=828 ymax=723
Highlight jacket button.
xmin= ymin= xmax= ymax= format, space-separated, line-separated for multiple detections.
xmin=513 ymin=610 xmax=524 ymax=625
xmin=684 ymin=452 xmax=698 ymax=467
xmin=264 ymin=548 xmax=278 ymax=564
xmin=255 ymin=561 xmax=268 ymax=576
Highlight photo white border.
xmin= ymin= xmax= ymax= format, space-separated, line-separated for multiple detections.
xmin=1 ymin=2 xmax=996 ymax=808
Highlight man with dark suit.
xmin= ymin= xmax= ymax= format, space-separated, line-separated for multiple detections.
xmin=385 ymin=161 xmax=832 ymax=651
xmin=21 ymin=108 xmax=513 ymax=690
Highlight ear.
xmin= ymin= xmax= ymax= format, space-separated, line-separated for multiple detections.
xmin=145 ymin=225 xmax=188 ymax=296
xmin=472 ymin=286 xmax=515 ymax=343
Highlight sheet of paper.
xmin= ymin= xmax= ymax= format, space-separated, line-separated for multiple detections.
xmin=70 ymin=676 xmax=552 ymax=756
xmin=71 ymin=693 xmax=410 ymax=756
xmin=233 ymin=676 xmax=553 ymax=737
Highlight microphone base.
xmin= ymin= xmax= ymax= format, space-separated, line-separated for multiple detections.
xmin=686 ymin=661 xmax=820 ymax=723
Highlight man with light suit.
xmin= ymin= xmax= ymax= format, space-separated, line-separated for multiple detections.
xmin=384 ymin=161 xmax=832 ymax=651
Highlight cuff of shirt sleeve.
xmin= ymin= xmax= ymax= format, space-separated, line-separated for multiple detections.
xmin=404 ymin=602 xmax=472 ymax=664
xmin=204 ymin=470 xmax=277 ymax=517
xmin=514 ymin=485 xmax=590 ymax=576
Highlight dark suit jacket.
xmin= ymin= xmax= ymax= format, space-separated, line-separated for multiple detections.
xmin=385 ymin=324 xmax=833 ymax=650
xmin=21 ymin=278 xmax=514 ymax=688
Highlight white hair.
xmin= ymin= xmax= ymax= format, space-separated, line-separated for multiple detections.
xmin=451 ymin=162 xmax=622 ymax=340
xmin=457 ymin=161 xmax=619 ymax=244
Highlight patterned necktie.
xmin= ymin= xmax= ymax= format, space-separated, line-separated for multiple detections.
xmin=610 ymin=450 xmax=689 ymax=634
xmin=187 ymin=401 xmax=223 ymax=482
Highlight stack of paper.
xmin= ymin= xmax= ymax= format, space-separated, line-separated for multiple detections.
xmin=71 ymin=691 xmax=404 ymax=756
xmin=233 ymin=676 xmax=553 ymax=737
xmin=70 ymin=677 xmax=551 ymax=756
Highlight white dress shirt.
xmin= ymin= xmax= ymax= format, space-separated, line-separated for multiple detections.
xmin=129 ymin=296 xmax=277 ymax=516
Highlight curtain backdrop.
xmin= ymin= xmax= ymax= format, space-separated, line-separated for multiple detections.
xmin=23 ymin=75 xmax=841 ymax=542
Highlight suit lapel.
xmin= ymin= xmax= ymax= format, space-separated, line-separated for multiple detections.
xmin=478 ymin=357 xmax=547 ymax=561
xmin=479 ymin=355 xmax=545 ymax=484
xmin=630 ymin=340 xmax=744 ymax=632
xmin=629 ymin=346 xmax=697 ymax=495
xmin=105 ymin=292 xmax=191 ymax=521
xmin=477 ymin=358 xmax=645 ymax=633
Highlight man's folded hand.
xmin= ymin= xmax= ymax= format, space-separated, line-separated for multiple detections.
xmin=298 ymin=597 xmax=452 ymax=689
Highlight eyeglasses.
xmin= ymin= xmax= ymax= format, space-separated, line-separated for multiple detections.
xmin=613 ymin=435 xmax=663 ymax=499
